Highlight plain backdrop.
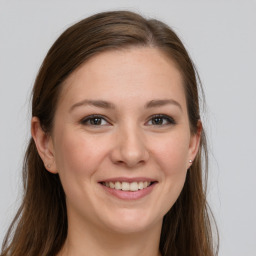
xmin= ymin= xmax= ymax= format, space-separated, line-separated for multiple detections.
xmin=0 ymin=1 xmax=255 ymax=255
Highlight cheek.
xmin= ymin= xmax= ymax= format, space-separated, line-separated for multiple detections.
xmin=158 ymin=140 xmax=188 ymax=191
xmin=151 ymin=133 xmax=190 ymax=175
xmin=149 ymin=133 xmax=190 ymax=212
xmin=53 ymin=129 xmax=109 ymax=196
xmin=52 ymin=130 xmax=110 ymax=217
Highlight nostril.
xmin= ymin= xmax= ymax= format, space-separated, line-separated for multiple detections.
xmin=109 ymin=134 xmax=149 ymax=168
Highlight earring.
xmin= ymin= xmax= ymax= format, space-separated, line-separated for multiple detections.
xmin=189 ymin=160 xmax=192 ymax=163
xmin=46 ymin=164 xmax=51 ymax=169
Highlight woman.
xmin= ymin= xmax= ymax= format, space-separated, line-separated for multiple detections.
xmin=1 ymin=11 xmax=218 ymax=256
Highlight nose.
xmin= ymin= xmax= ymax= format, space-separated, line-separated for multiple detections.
xmin=110 ymin=126 xmax=149 ymax=168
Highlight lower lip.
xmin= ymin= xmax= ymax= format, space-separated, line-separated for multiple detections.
xmin=100 ymin=183 xmax=156 ymax=200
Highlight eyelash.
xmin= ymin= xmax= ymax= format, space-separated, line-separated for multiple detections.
xmin=80 ymin=114 xmax=110 ymax=126
xmin=147 ymin=114 xmax=176 ymax=126
xmin=80 ymin=114 xmax=176 ymax=127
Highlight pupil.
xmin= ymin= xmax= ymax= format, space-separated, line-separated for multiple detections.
xmin=153 ymin=118 xmax=163 ymax=125
xmin=91 ymin=118 xmax=101 ymax=125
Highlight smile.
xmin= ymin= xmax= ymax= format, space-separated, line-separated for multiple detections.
xmin=99 ymin=178 xmax=157 ymax=200
xmin=102 ymin=181 xmax=152 ymax=192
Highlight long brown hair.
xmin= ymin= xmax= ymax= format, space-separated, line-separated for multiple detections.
xmin=1 ymin=11 xmax=218 ymax=256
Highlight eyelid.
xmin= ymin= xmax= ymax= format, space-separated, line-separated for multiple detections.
xmin=79 ymin=114 xmax=176 ymax=127
xmin=145 ymin=114 xmax=176 ymax=126
xmin=80 ymin=114 xmax=111 ymax=126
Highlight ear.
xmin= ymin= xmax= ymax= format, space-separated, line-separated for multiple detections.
xmin=187 ymin=120 xmax=202 ymax=169
xmin=31 ymin=117 xmax=57 ymax=174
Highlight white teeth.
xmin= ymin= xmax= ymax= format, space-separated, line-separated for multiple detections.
xmin=138 ymin=181 xmax=144 ymax=190
xmin=103 ymin=181 xmax=152 ymax=191
xmin=122 ymin=182 xmax=130 ymax=191
xmin=109 ymin=182 xmax=115 ymax=188
xmin=115 ymin=181 xmax=122 ymax=190
xmin=130 ymin=182 xmax=138 ymax=191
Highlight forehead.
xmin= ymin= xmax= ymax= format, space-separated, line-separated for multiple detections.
xmin=58 ymin=47 xmax=186 ymax=108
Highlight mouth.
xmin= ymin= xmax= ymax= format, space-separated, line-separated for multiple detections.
xmin=101 ymin=181 xmax=154 ymax=192
xmin=98 ymin=178 xmax=157 ymax=200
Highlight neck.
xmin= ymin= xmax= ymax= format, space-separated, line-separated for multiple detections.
xmin=58 ymin=214 xmax=162 ymax=256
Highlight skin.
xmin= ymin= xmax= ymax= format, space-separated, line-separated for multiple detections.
xmin=32 ymin=47 xmax=201 ymax=256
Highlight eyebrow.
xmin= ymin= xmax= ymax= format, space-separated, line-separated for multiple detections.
xmin=70 ymin=99 xmax=182 ymax=112
xmin=70 ymin=100 xmax=115 ymax=112
xmin=145 ymin=99 xmax=182 ymax=111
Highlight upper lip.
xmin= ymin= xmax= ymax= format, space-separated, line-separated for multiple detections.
xmin=98 ymin=177 xmax=157 ymax=183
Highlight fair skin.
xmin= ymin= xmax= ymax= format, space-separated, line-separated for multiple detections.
xmin=32 ymin=47 xmax=201 ymax=256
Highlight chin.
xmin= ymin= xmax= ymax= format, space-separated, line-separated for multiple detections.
xmin=101 ymin=208 xmax=161 ymax=234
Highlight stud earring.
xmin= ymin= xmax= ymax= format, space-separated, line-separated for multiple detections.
xmin=189 ymin=160 xmax=192 ymax=163
xmin=46 ymin=164 xmax=51 ymax=169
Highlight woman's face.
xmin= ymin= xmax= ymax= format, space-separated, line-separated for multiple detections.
xmin=47 ymin=47 xmax=200 ymax=234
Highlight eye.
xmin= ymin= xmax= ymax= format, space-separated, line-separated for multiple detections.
xmin=80 ymin=115 xmax=110 ymax=126
xmin=146 ymin=114 xmax=176 ymax=126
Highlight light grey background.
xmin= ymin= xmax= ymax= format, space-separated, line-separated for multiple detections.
xmin=0 ymin=1 xmax=255 ymax=255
